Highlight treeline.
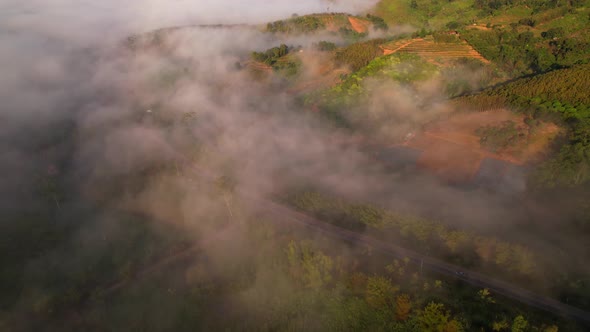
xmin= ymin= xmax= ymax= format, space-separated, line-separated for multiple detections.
xmin=286 ymin=191 xmax=540 ymax=279
xmin=251 ymin=44 xmax=290 ymax=65
xmin=283 ymin=240 xmax=563 ymax=331
xmin=266 ymin=13 xmax=387 ymax=35
xmin=366 ymin=14 xmax=389 ymax=31
xmin=462 ymin=26 xmax=589 ymax=76
xmin=37 ymin=212 xmax=571 ymax=331
xmin=266 ymin=15 xmax=325 ymax=33
xmin=474 ymin=0 xmax=586 ymax=13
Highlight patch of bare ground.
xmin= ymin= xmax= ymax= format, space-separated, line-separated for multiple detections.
xmin=348 ymin=16 xmax=370 ymax=33
xmin=395 ymin=109 xmax=562 ymax=182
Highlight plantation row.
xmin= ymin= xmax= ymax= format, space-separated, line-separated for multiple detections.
xmin=382 ymin=39 xmax=488 ymax=62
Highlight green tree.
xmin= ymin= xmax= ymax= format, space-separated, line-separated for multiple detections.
xmin=511 ymin=315 xmax=528 ymax=332
xmin=493 ymin=319 xmax=509 ymax=331
xmin=542 ymin=325 xmax=558 ymax=332
xmin=286 ymin=241 xmax=334 ymax=289
xmin=365 ymin=276 xmax=398 ymax=309
xmin=395 ymin=294 xmax=413 ymax=321
xmin=418 ymin=302 xmax=463 ymax=332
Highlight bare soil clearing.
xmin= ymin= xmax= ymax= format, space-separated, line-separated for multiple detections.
xmin=348 ymin=16 xmax=370 ymax=33
xmin=397 ymin=110 xmax=561 ymax=182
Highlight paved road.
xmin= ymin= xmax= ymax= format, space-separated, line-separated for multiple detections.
xmin=182 ymin=164 xmax=590 ymax=324
xmin=239 ymin=192 xmax=590 ymax=324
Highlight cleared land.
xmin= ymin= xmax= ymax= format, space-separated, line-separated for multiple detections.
xmin=398 ymin=110 xmax=561 ymax=182
xmin=382 ymin=38 xmax=490 ymax=64
xmin=348 ymin=16 xmax=370 ymax=33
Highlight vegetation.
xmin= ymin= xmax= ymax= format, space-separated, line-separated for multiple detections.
xmin=251 ymin=44 xmax=291 ymax=66
xmin=476 ymin=120 xmax=526 ymax=152
xmin=5 ymin=160 xmax=575 ymax=331
xmin=334 ymin=38 xmax=387 ymax=71
xmin=305 ymin=52 xmax=437 ymax=128
xmin=338 ymin=27 xmax=368 ymax=42
xmin=285 ymin=190 xmax=540 ymax=279
xmin=366 ymin=14 xmax=389 ymax=31
xmin=315 ymin=41 xmax=337 ymax=51
xmin=250 ymin=44 xmax=302 ymax=78
xmin=373 ymin=0 xmax=590 ymax=76
xmin=6 ymin=3 xmax=590 ymax=331
xmin=458 ymin=63 xmax=590 ymax=187
xmin=266 ymin=16 xmax=326 ymax=33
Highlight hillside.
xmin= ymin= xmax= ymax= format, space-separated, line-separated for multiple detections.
xmin=373 ymin=0 xmax=590 ymax=76
xmin=265 ymin=12 xmax=382 ymax=36
xmin=5 ymin=2 xmax=590 ymax=332
xmin=456 ymin=64 xmax=590 ymax=187
xmin=461 ymin=64 xmax=590 ymax=108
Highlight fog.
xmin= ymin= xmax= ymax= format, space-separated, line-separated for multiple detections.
xmin=1 ymin=0 xmax=588 ymax=329
xmin=1 ymin=0 xmax=377 ymax=41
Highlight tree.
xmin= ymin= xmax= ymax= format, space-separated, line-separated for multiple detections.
xmin=417 ymin=302 xmax=463 ymax=332
xmin=493 ymin=319 xmax=510 ymax=331
xmin=542 ymin=325 xmax=558 ymax=332
xmin=395 ymin=294 xmax=412 ymax=321
xmin=511 ymin=315 xmax=528 ymax=332
xmin=478 ymin=288 xmax=496 ymax=303
xmin=286 ymin=241 xmax=334 ymax=289
xmin=365 ymin=276 xmax=397 ymax=309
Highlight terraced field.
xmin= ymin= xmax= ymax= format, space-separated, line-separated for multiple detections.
xmin=382 ymin=38 xmax=490 ymax=63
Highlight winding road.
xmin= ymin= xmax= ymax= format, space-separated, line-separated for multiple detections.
xmin=182 ymin=162 xmax=590 ymax=324
xmin=100 ymin=162 xmax=590 ymax=325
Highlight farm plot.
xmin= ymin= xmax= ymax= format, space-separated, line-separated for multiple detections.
xmin=382 ymin=38 xmax=489 ymax=63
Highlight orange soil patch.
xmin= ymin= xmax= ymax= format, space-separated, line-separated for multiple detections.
xmin=413 ymin=135 xmax=483 ymax=183
xmin=348 ymin=16 xmax=369 ymax=33
xmin=419 ymin=109 xmax=562 ymax=165
xmin=423 ymin=110 xmax=526 ymax=164
xmin=395 ymin=109 xmax=562 ymax=182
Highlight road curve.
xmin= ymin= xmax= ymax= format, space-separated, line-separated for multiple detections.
xmin=239 ymin=192 xmax=590 ymax=324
